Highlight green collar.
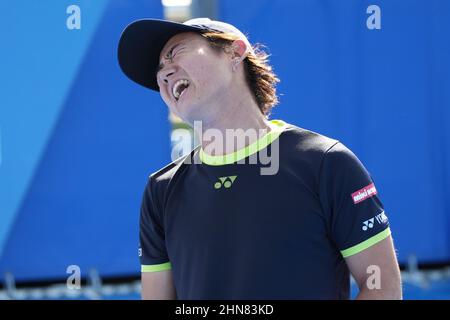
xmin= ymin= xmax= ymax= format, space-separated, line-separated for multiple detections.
xmin=199 ymin=119 xmax=288 ymax=166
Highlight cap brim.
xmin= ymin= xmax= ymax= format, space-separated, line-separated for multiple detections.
xmin=118 ymin=19 xmax=203 ymax=91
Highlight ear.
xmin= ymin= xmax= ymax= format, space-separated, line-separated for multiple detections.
xmin=230 ymin=39 xmax=248 ymax=71
xmin=232 ymin=39 xmax=247 ymax=58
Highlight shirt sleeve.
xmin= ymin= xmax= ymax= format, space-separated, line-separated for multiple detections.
xmin=319 ymin=142 xmax=391 ymax=258
xmin=139 ymin=177 xmax=172 ymax=272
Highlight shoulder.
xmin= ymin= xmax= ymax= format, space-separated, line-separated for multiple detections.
xmin=146 ymin=146 xmax=200 ymax=198
xmin=322 ymin=140 xmax=362 ymax=166
xmin=276 ymin=121 xmax=369 ymax=185
xmin=279 ymin=122 xmax=341 ymax=160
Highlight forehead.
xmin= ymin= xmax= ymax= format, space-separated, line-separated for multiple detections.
xmin=160 ymin=32 xmax=204 ymax=58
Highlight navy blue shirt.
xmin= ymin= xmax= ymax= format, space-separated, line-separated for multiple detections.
xmin=139 ymin=120 xmax=390 ymax=299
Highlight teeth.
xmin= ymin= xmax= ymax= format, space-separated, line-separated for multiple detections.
xmin=172 ymin=79 xmax=189 ymax=100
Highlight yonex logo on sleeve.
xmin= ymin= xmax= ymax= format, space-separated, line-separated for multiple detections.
xmin=362 ymin=211 xmax=388 ymax=231
xmin=362 ymin=218 xmax=375 ymax=231
xmin=214 ymin=176 xmax=237 ymax=189
xmin=351 ymin=183 xmax=377 ymax=204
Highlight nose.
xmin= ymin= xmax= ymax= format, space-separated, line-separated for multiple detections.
xmin=158 ymin=65 xmax=176 ymax=84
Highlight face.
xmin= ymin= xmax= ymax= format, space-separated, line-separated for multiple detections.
xmin=156 ymin=32 xmax=234 ymax=124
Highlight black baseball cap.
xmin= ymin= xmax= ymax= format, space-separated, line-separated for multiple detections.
xmin=117 ymin=18 xmax=253 ymax=91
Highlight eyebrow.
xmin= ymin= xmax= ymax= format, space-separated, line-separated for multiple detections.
xmin=156 ymin=42 xmax=183 ymax=73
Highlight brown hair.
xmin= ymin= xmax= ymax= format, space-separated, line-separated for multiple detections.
xmin=201 ymin=32 xmax=280 ymax=116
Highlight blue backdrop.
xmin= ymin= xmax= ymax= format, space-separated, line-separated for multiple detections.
xmin=0 ymin=0 xmax=170 ymax=281
xmin=0 ymin=0 xmax=448 ymax=282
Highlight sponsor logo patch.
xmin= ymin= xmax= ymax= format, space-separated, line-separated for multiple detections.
xmin=351 ymin=183 xmax=377 ymax=204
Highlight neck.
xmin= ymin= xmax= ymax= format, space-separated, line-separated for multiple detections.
xmin=193 ymin=85 xmax=272 ymax=156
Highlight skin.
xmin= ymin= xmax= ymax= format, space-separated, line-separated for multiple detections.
xmin=346 ymin=236 xmax=402 ymax=299
xmin=155 ymin=32 xmax=271 ymax=155
xmin=142 ymin=32 xmax=402 ymax=300
xmin=142 ymin=269 xmax=176 ymax=300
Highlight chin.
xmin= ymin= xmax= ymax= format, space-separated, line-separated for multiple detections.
xmin=175 ymin=104 xmax=198 ymax=123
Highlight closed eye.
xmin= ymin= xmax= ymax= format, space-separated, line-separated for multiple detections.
xmin=171 ymin=46 xmax=185 ymax=59
xmin=156 ymin=43 xmax=186 ymax=77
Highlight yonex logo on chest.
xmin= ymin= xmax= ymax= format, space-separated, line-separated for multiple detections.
xmin=214 ymin=176 xmax=237 ymax=189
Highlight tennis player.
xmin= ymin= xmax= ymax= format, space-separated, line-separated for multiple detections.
xmin=118 ymin=18 xmax=402 ymax=300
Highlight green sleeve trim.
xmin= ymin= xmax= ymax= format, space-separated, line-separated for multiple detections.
xmin=341 ymin=227 xmax=391 ymax=258
xmin=199 ymin=119 xmax=288 ymax=166
xmin=141 ymin=262 xmax=172 ymax=272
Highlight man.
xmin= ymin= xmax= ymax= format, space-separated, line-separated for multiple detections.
xmin=118 ymin=18 xmax=402 ymax=300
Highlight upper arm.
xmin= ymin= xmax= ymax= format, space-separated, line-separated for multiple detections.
xmin=318 ymin=143 xmax=401 ymax=298
xmin=345 ymin=234 xmax=402 ymax=299
xmin=139 ymin=178 xmax=176 ymax=299
xmin=142 ymin=269 xmax=177 ymax=300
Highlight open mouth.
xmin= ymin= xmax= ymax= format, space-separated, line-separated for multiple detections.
xmin=172 ymin=79 xmax=190 ymax=102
